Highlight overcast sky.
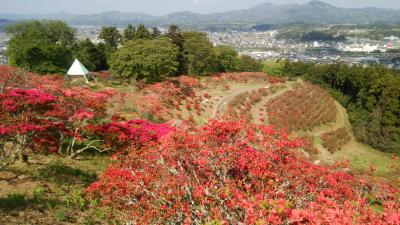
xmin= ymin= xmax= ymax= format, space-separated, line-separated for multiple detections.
xmin=2 ymin=0 xmax=400 ymax=15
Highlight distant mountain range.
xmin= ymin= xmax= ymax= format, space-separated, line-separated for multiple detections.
xmin=1 ymin=1 xmax=400 ymax=30
xmin=0 ymin=19 xmax=14 ymax=32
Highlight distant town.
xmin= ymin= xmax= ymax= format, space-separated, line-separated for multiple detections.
xmin=1 ymin=25 xmax=400 ymax=70
xmin=208 ymin=30 xmax=400 ymax=69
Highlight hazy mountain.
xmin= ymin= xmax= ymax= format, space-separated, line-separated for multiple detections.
xmin=1 ymin=1 xmax=400 ymax=29
xmin=0 ymin=18 xmax=15 ymax=32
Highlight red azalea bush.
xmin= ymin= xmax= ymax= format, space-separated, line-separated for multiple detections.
xmin=0 ymin=66 xmax=64 ymax=94
xmin=0 ymin=89 xmax=64 ymax=159
xmin=0 ymin=86 xmax=113 ymax=163
xmin=266 ymin=83 xmax=337 ymax=131
xmin=86 ymin=120 xmax=399 ymax=224
xmin=297 ymin=136 xmax=320 ymax=155
xmin=0 ymin=66 xmax=32 ymax=93
xmin=135 ymin=81 xmax=183 ymax=121
xmin=322 ymin=127 xmax=352 ymax=153
xmin=266 ymin=76 xmax=286 ymax=84
xmin=215 ymin=72 xmax=269 ymax=83
xmin=0 ymin=67 xmax=116 ymax=164
xmin=177 ymin=76 xmax=203 ymax=89
xmin=136 ymin=94 xmax=169 ymax=121
xmin=95 ymin=119 xmax=175 ymax=153
xmin=135 ymin=79 xmax=203 ymax=122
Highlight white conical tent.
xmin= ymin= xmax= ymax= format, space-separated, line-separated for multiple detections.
xmin=67 ymin=59 xmax=91 ymax=83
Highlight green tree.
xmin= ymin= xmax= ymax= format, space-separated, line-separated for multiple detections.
xmin=215 ymin=45 xmax=240 ymax=72
xmin=123 ymin=24 xmax=136 ymax=42
xmin=110 ymin=37 xmax=179 ymax=83
xmin=262 ymin=60 xmax=285 ymax=76
xmin=151 ymin=27 xmax=162 ymax=39
xmin=238 ymin=55 xmax=262 ymax=72
xmin=99 ymin=26 xmax=122 ymax=49
xmin=182 ymin=31 xmax=217 ymax=75
xmin=73 ymin=38 xmax=108 ymax=71
xmin=135 ymin=24 xmax=151 ymax=39
xmin=166 ymin=25 xmax=186 ymax=75
xmin=6 ymin=20 xmax=75 ymax=74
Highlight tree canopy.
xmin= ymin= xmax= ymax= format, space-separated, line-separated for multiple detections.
xmin=166 ymin=25 xmax=186 ymax=75
xmin=238 ymin=55 xmax=262 ymax=72
xmin=135 ymin=24 xmax=151 ymax=39
xmin=215 ymin=45 xmax=240 ymax=72
xmin=110 ymin=37 xmax=179 ymax=83
xmin=123 ymin=24 xmax=136 ymax=42
xmin=73 ymin=38 xmax=108 ymax=71
xmin=6 ymin=20 xmax=76 ymax=74
xmin=98 ymin=26 xmax=122 ymax=50
xmin=151 ymin=27 xmax=161 ymax=38
xmin=182 ymin=31 xmax=217 ymax=75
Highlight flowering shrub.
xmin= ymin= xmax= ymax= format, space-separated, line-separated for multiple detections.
xmin=95 ymin=119 xmax=175 ymax=153
xmin=0 ymin=89 xmax=62 ymax=163
xmin=0 ymin=86 xmax=113 ymax=164
xmin=213 ymin=72 xmax=269 ymax=84
xmin=298 ymin=136 xmax=320 ymax=154
xmin=0 ymin=66 xmax=64 ymax=94
xmin=322 ymin=127 xmax=352 ymax=153
xmin=222 ymin=85 xmax=286 ymax=122
xmin=136 ymin=94 xmax=169 ymax=121
xmin=134 ymin=78 xmax=204 ymax=122
xmin=177 ymin=76 xmax=203 ymax=89
xmin=266 ymin=76 xmax=286 ymax=84
xmin=0 ymin=66 xmax=31 ymax=93
xmin=87 ymin=120 xmax=399 ymax=224
xmin=203 ymin=93 xmax=211 ymax=98
xmin=266 ymin=83 xmax=337 ymax=131
xmin=0 ymin=67 xmax=115 ymax=165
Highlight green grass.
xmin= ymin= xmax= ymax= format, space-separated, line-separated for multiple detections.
xmin=0 ymin=154 xmax=112 ymax=223
xmin=0 ymin=192 xmax=27 ymax=209
xmin=38 ymin=163 xmax=98 ymax=185
xmin=333 ymin=142 xmax=399 ymax=182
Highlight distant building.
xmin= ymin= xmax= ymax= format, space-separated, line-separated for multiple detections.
xmin=339 ymin=43 xmax=379 ymax=53
xmin=0 ymin=54 xmax=8 ymax=65
xmin=384 ymin=36 xmax=400 ymax=42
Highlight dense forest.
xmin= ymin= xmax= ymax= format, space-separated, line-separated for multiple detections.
xmin=263 ymin=60 xmax=400 ymax=154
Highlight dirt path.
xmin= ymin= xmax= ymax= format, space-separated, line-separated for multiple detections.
xmin=211 ymin=86 xmax=269 ymax=119
xmin=211 ymin=81 xmax=298 ymax=120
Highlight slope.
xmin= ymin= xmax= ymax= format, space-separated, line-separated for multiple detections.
xmin=212 ymin=78 xmax=399 ymax=182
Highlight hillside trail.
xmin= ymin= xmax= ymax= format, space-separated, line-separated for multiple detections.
xmin=211 ymin=85 xmax=270 ymax=119
xmin=211 ymin=80 xmax=298 ymax=120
